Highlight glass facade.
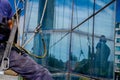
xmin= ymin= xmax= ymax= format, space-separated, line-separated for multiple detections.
xmin=117 ymin=55 xmax=120 ymax=59
xmin=116 ymin=23 xmax=120 ymax=28
xmin=22 ymin=0 xmax=116 ymax=80
xmin=116 ymin=30 xmax=120 ymax=35
xmin=115 ymin=24 xmax=120 ymax=76
xmin=116 ymin=38 xmax=120 ymax=43
xmin=115 ymin=46 xmax=120 ymax=51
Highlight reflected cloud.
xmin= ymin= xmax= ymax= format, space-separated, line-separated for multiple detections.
xmin=90 ymin=0 xmax=114 ymax=15
xmin=55 ymin=3 xmax=114 ymax=39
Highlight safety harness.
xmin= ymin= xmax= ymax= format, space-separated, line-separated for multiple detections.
xmin=0 ymin=0 xmax=48 ymax=71
xmin=0 ymin=8 xmax=22 ymax=70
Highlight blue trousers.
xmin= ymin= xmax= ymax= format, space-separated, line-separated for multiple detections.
xmin=0 ymin=46 xmax=53 ymax=80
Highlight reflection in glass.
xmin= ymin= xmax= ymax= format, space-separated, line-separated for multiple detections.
xmin=116 ymin=38 xmax=120 ymax=43
xmin=22 ymin=0 xmax=115 ymax=80
xmin=115 ymin=46 xmax=120 ymax=51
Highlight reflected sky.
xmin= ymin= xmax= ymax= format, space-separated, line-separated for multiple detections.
xmin=7 ymin=0 xmax=115 ymax=79
xmin=116 ymin=0 xmax=120 ymax=22
xmin=55 ymin=0 xmax=115 ymax=39
xmin=8 ymin=0 xmax=115 ymax=62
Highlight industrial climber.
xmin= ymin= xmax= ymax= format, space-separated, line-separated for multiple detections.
xmin=94 ymin=35 xmax=110 ymax=76
xmin=0 ymin=0 xmax=53 ymax=80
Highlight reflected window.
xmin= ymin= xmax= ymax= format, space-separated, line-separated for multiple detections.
xmin=116 ymin=30 xmax=120 ymax=35
xmin=115 ymin=46 xmax=120 ymax=51
xmin=118 ymin=55 xmax=120 ymax=59
xmin=116 ymin=23 xmax=120 ymax=28
xmin=117 ymin=63 xmax=120 ymax=68
xmin=22 ymin=0 xmax=115 ymax=79
xmin=116 ymin=38 xmax=120 ymax=43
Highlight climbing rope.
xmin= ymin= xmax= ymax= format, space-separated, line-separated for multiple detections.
xmin=21 ymin=0 xmax=48 ymax=59
xmin=23 ymin=0 xmax=33 ymax=45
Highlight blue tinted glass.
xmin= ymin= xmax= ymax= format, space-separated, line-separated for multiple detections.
xmin=22 ymin=0 xmax=115 ymax=79
xmin=116 ymin=23 xmax=120 ymax=28
xmin=116 ymin=38 xmax=120 ymax=43
xmin=115 ymin=46 xmax=120 ymax=51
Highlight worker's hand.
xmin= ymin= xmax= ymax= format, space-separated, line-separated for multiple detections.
xmin=8 ymin=19 xmax=13 ymax=29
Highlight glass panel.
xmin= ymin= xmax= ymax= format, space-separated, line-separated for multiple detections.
xmin=95 ymin=0 xmax=113 ymax=12
xmin=93 ymin=2 xmax=114 ymax=78
xmin=22 ymin=0 xmax=39 ymax=44
xmin=72 ymin=33 xmax=92 ymax=75
xmin=72 ymin=0 xmax=93 ymax=27
xmin=94 ymin=5 xmax=115 ymax=39
xmin=24 ymin=0 xmax=39 ymax=31
xmin=54 ymin=0 xmax=72 ymax=29
xmin=116 ymin=30 xmax=120 ymax=35
xmin=116 ymin=38 xmax=120 ymax=43
xmin=72 ymin=0 xmax=115 ymax=79
xmin=117 ymin=55 xmax=120 ymax=59
xmin=116 ymin=0 xmax=120 ymax=22
xmin=48 ymin=32 xmax=70 ymax=74
xmin=53 ymin=0 xmax=94 ymax=29
xmin=41 ymin=0 xmax=54 ymax=30
xmin=116 ymin=23 xmax=120 ymax=28
xmin=22 ymin=0 xmax=115 ymax=80
xmin=94 ymin=37 xmax=114 ymax=78
xmin=117 ymin=64 xmax=120 ymax=68
xmin=115 ymin=46 xmax=120 ymax=51
xmin=23 ymin=33 xmax=34 ymax=51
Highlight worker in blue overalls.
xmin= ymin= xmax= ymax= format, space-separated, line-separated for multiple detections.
xmin=0 ymin=0 xmax=53 ymax=80
xmin=94 ymin=35 xmax=110 ymax=77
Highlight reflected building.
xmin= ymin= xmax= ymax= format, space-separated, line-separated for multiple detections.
xmin=22 ymin=0 xmax=116 ymax=80
xmin=115 ymin=23 xmax=120 ymax=72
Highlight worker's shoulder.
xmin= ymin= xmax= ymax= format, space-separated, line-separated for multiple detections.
xmin=0 ymin=0 xmax=12 ymax=14
xmin=0 ymin=0 xmax=10 ymax=6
